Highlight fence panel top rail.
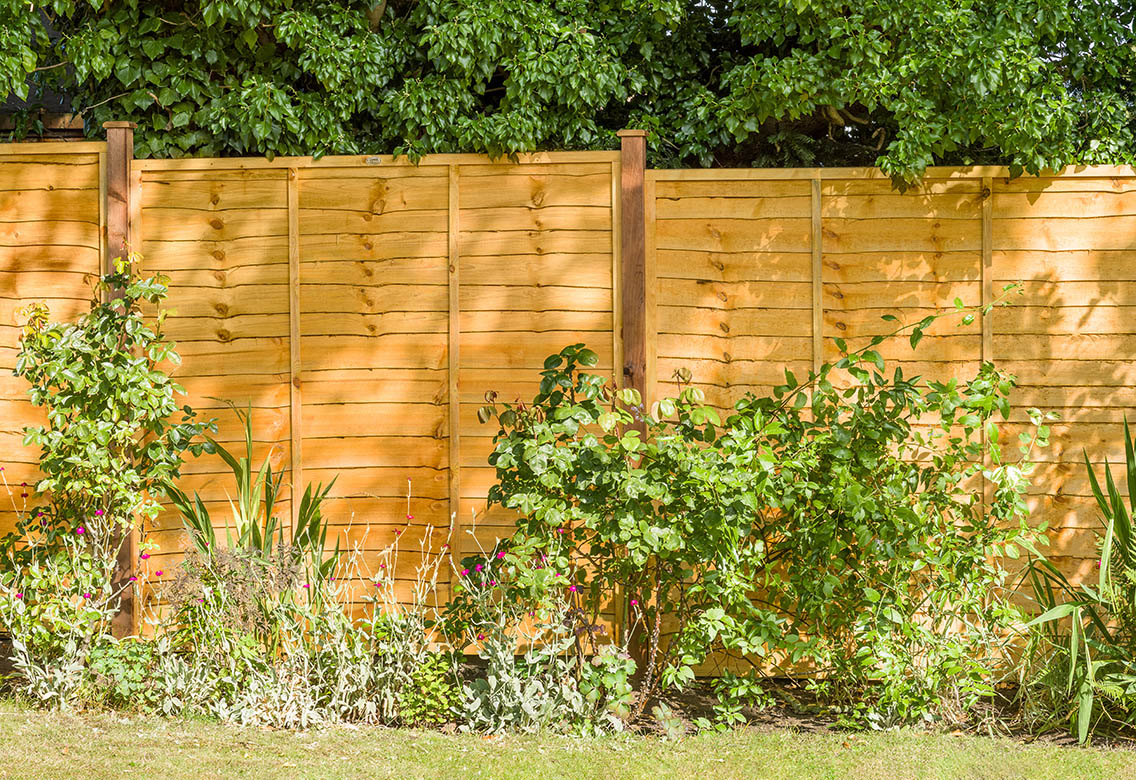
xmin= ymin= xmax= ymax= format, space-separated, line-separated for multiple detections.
xmin=649 ymin=164 xmax=1136 ymax=181
xmin=133 ymin=150 xmax=620 ymax=171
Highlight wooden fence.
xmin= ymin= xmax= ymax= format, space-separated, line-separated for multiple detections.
xmin=0 ymin=141 xmax=104 ymax=541
xmin=2 ymin=124 xmax=1135 ymax=629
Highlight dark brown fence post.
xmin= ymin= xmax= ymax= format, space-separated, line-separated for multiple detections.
xmin=103 ymin=121 xmax=137 ymax=637
xmin=104 ymin=122 xmax=135 ymax=266
xmin=617 ymin=130 xmax=648 ymax=403
xmin=615 ymin=129 xmax=648 ymax=660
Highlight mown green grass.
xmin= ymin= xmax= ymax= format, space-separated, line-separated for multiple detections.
xmin=0 ymin=701 xmax=1133 ymax=780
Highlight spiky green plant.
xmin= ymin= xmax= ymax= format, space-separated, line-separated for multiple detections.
xmin=1024 ymin=419 xmax=1136 ymax=742
xmin=165 ymin=404 xmax=338 ymax=589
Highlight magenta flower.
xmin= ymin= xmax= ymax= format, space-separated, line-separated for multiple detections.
xmin=155 ymin=570 xmax=163 ymax=577
xmin=140 ymin=553 xmax=150 ymax=560
xmin=630 ymin=599 xmax=639 ymax=606
xmin=568 ymin=585 xmax=578 ymax=592
xmin=475 ymin=563 xmax=484 ymax=572
xmin=554 ymin=572 xmax=562 ymax=577
xmin=82 ymin=592 xmax=91 ymax=599
xmin=406 ymin=514 xmax=414 ymax=520
xmin=94 ymin=509 xmax=104 ymax=517
xmin=488 ymin=580 xmax=497 ymax=586
xmin=75 ymin=526 xmax=85 ymax=535
xmin=14 ymin=593 xmax=22 ymax=600
xmin=461 ymin=568 xmax=470 ymax=576
xmin=477 ymin=633 xmax=485 ymax=641
xmin=394 ymin=529 xmax=402 ymax=536
xmin=496 ymin=551 xmax=506 ymax=559
xmin=302 ymin=583 xmax=310 ymax=589
xmin=129 ymin=576 xmax=137 ymax=582
xmin=373 ymin=582 xmax=380 ymax=587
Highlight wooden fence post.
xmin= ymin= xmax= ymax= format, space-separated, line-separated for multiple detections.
xmin=615 ymin=129 xmax=647 ymax=651
xmin=616 ymin=130 xmax=648 ymax=403
xmin=103 ymin=121 xmax=137 ymax=637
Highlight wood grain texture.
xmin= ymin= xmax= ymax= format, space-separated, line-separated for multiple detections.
xmin=11 ymin=150 xmax=1136 ymax=601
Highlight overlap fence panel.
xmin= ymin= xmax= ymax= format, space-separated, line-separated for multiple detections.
xmin=648 ymin=166 xmax=1136 ymax=580
xmin=130 ymin=152 xmax=620 ymax=618
xmin=0 ymin=142 xmax=105 ymax=539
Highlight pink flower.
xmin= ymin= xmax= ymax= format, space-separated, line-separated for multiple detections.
xmin=198 ymin=598 xmax=204 ymax=603
xmin=302 ymin=583 xmax=311 ymax=589
xmin=155 ymin=570 xmax=163 ymax=577
xmin=406 ymin=514 xmax=414 ymax=520
xmin=94 ymin=509 xmax=104 ymax=516
xmin=461 ymin=568 xmax=470 ymax=576
xmin=475 ymin=564 xmax=484 ymax=572
xmin=140 ymin=553 xmax=150 ymax=560
xmin=496 ymin=551 xmax=507 ymax=559
xmin=129 ymin=576 xmax=137 ymax=582
xmin=379 ymin=563 xmax=386 ymax=569
xmin=14 ymin=593 xmax=22 ymax=599
xmin=441 ymin=543 xmax=450 ymax=550
xmin=373 ymin=582 xmax=380 ymax=587
xmin=568 ymin=585 xmax=578 ymax=592
xmin=630 ymin=599 xmax=639 ymax=606
xmin=82 ymin=592 xmax=91 ymax=599
xmin=554 ymin=572 xmax=562 ymax=577
xmin=488 ymin=580 xmax=497 ymax=586
xmin=75 ymin=527 xmax=85 ymax=535
xmin=477 ymin=633 xmax=485 ymax=640
xmin=394 ymin=529 xmax=402 ymax=536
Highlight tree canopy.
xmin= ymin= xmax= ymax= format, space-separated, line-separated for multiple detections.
xmin=3 ymin=0 xmax=1134 ymax=179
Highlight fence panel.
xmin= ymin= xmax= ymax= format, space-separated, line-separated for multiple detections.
xmin=0 ymin=142 xmax=105 ymax=538
xmin=648 ymin=166 xmax=1136 ymax=581
xmin=127 ymin=152 xmax=620 ymax=618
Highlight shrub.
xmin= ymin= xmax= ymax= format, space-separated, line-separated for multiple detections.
xmin=1022 ymin=419 xmax=1136 ymax=742
xmin=158 ymin=413 xmax=457 ymax=728
xmin=0 ymin=258 xmax=212 ymax=705
xmin=477 ymin=301 xmax=1047 ymax=727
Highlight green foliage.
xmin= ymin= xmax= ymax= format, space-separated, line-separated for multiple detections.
xmin=447 ymin=546 xmax=636 ymax=734
xmin=165 ymin=404 xmax=337 ymax=591
xmin=5 ymin=257 xmax=213 ymax=565
xmin=84 ymin=637 xmax=161 ymax=710
xmin=397 ymin=652 xmax=457 ymax=726
xmin=6 ymin=1 xmax=1135 ymax=178
xmin=0 ymin=258 xmax=210 ymax=706
xmin=477 ymin=297 xmax=1046 ymax=727
xmin=1022 ymin=418 xmax=1136 ymax=743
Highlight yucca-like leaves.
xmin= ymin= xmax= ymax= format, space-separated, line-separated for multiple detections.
xmin=1026 ymin=418 xmax=1136 ymax=742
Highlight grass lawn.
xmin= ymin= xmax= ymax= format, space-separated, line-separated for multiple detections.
xmin=0 ymin=701 xmax=1133 ymax=780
